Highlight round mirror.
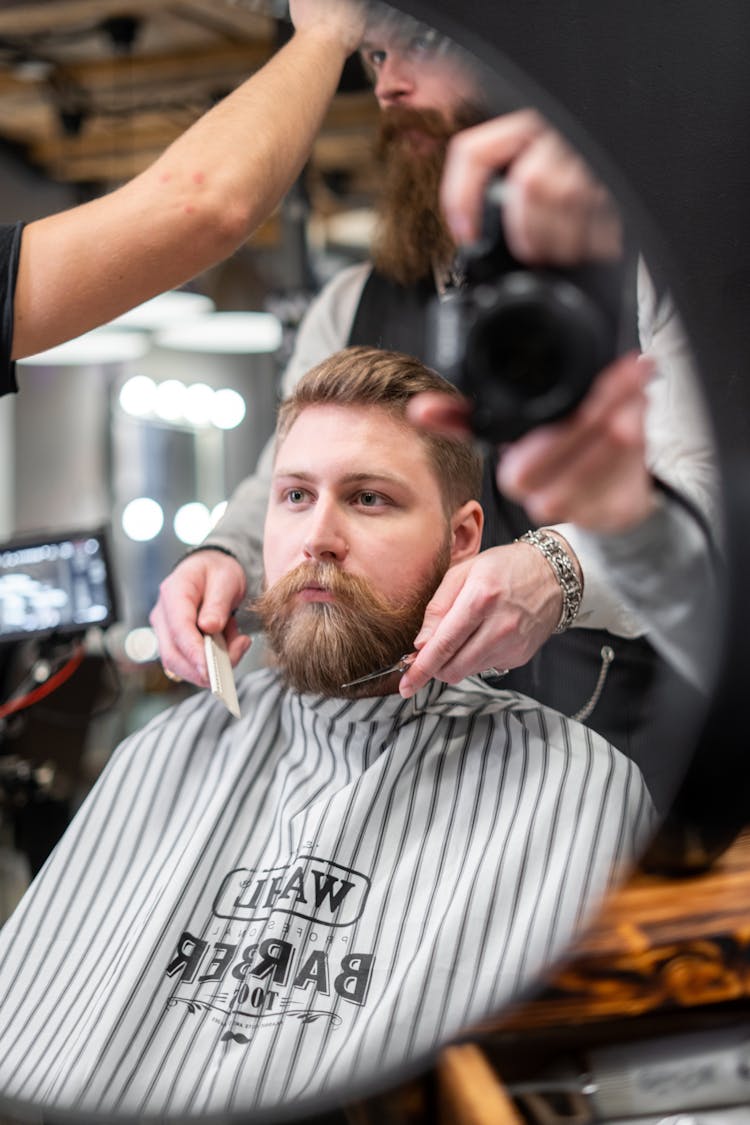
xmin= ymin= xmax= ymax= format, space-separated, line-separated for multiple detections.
xmin=0 ymin=1 xmax=739 ymax=1121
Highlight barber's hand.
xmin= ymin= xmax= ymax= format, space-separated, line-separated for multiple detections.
xmin=399 ymin=542 xmax=564 ymax=698
xmin=289 ymin=0 xmax=366 ymax=53
xmin=149 ymin=550 xmax=250 ymax=687
xmin=497 ymin=353 xmax=657 ymax=532
xmin=408 ymin=353 xmax=658 ymax=535
xmin=440 ymin=110 xmax=622 ymax=265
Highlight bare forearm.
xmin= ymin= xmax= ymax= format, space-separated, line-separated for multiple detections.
xmin=12 ymin=28 xmax=352 ymax=358
xmin=140 ymin=27 xmax=353 ymax=249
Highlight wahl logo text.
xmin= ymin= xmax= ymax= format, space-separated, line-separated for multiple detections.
xmin=213 ymin=856 xmax=370 ymax=927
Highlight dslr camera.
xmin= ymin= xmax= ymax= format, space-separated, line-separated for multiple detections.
xmin=428 ymin=180 xmax=633 ymax=443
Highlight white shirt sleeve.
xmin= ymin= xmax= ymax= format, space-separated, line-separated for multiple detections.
xmin=202 ymin=262 xmax=371 ymax=597
xmin=576 ymin=494 xmax=721 ymax=692
xmin=555 ymin=258 xmax=720 ymax=637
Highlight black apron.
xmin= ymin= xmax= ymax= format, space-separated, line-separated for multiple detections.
xmin=348 ymin=267 xmax=702 ymax=811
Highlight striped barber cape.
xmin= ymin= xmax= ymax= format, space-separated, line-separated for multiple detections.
xmin=0 ymin=670 xmax=655 ymax=1119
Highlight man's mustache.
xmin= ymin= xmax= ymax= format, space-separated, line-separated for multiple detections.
xmin=253 ymin=561 xmax=409 ymax=620
xmin=376 ymin=106 xmax=456 ymax=153
xmin=376 ymin=102 xmax=488 ymax=153
xmin=252 ymin=547 xmax=451 ymax=697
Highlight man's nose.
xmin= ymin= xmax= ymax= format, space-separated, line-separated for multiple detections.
xmin=302 ymin=501 xmax=348 ymax=564
xmin=373 ymin=51 xmax=417 ymax=107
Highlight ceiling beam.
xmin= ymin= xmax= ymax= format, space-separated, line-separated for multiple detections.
xmin=49 ymin=42 xmax=272 ymax=92
xmin=0 ymin=0 xmax=177 ymax=35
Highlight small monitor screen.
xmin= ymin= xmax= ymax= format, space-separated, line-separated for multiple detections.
xmin=0 ymin=527 xmax=118 ymax=644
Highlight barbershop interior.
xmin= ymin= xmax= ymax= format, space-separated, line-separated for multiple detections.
xmin=0 ymin=2 xmax=749 ymax=1123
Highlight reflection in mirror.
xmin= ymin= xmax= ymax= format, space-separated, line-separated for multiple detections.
xmin=0 ymin=1 xmax=720 ymax=1121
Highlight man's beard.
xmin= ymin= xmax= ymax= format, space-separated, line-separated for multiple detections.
xmin=371 ymin=103 xmax=486 ymax=287
xmin=253 ymin=548 xmax=450 ymax=698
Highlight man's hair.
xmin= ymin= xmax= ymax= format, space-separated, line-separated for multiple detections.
xmin=275 ymin=346 xmax=483 ymax=514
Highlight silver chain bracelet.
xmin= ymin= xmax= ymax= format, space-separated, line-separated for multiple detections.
xmin=517 ymin=529 xmax=583 ymax=633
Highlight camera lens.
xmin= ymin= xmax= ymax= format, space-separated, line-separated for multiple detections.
xmin=463 ymin=273 xmax=612 ymax=442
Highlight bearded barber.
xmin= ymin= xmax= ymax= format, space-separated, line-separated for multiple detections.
xmin=151 ymin=14 xmax=716 ymax=807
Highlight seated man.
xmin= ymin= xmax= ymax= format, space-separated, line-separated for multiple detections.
xmin=0 ymin=348 xmax=655 ymax=1119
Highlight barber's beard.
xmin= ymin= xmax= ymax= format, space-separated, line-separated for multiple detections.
xmin=253 ymin=548 xmax=450 ymax=698
xmin=371 ymin=103 xmax=486 ymax=287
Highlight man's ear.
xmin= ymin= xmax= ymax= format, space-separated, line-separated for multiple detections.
xmin=449 ymin=500 xmax=483 ymax=564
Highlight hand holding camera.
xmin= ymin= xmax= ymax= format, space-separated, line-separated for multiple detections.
xmin=412 ymin=112 xmax=656 ymax=538
xmin=428 ymin=112 xmax=633 ymax=444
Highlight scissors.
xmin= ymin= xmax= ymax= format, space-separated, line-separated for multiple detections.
xmin=341 ymin=652 xmax=417 ymax=690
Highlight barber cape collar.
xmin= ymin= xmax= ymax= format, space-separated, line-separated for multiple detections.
xmin=297 ymin=670 xmax=530 ymax=720
xmin=0 ymin=668 xmax=654 ymax=1118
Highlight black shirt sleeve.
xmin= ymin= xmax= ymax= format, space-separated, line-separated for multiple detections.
xmin=0 ymin=220 xmax=25 ymax=398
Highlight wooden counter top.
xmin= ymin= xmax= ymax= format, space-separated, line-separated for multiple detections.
xmin=489 ymin=829 xmax=750 ymax=1029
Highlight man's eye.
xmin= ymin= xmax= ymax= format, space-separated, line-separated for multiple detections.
xmin=357 ymin=491 xmax=384 ymax=508
xmin=408 ymin=30 xmax=440 ymax=56
xmin=286 ymin=488 xmax=308 ymax=504
xmin=366 ymin=48 xmax=386 ymax=68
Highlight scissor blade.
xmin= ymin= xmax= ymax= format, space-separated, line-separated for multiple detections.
xmin=340 ymin=652 xmax=416 ymax=690
xmin=340 ymin=666 xmax=397 ymax=688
